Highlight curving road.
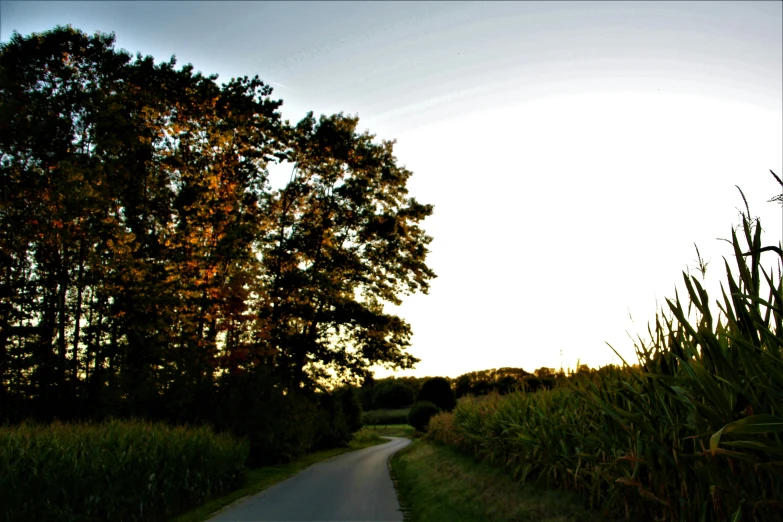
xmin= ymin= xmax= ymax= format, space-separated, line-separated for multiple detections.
xmin=208 ymin=436 xmax=411 ymax=522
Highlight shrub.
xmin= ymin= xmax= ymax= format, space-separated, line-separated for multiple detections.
xmin=312 ymin=391 xmax=352 ymax=450
xmin=357 ymin=386 xmax=375 ymax=411
xmin=408 ymin=401 xmax=440 ymax=432
xmin=417 ymin=377 xmax=456 ymax=411
xmin=211 ymin=369 xmax=317 ymax=466
xmin=335 ymin=385 xmax=363 ymax=433
xmin=426 ymin=411 xmax=464 ymax=446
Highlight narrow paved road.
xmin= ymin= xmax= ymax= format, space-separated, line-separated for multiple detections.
xmin=209 ymin=436 xmax=411 ymax=522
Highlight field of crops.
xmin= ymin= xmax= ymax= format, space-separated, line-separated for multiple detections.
xmin=429 ymin=217 xmax=783 ymax=521
xmin=0 ymin=419 xmax=248 ymax=522
xmin=361 ymin=407 xmax=411 ymax=426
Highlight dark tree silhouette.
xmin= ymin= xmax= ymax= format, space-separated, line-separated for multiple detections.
xmin=372 ymin=381 xmax=416 ymax=409
xmin=416 ymin=377 xmax=456 ymax=411
xmin=0 ymin=27 xmax=435 ymax=461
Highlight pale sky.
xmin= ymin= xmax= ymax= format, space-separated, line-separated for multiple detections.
xmin=2 ymin=1 xmax=782 ymax=378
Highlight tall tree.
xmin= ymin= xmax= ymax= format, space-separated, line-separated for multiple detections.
xmin=0 ymin=26 xmax=288 ymax=420
xmin=1 ymin=26 xmax=435 ymax=431
xmin=259 ymin=112 xmax=435 ymax=388
xmin=0 ymin=26 xmax=138 ymax=419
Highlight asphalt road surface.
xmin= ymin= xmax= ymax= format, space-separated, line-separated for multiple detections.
xmin=209 ymin=436 xmax=411 ymax=522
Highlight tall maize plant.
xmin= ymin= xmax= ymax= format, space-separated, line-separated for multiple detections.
xmin=431 ymin=210 xmax=783 ymax=521
xmin=0 ymin=419 xmax=249 ymax=522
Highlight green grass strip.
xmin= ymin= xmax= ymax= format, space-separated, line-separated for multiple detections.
xmin=391 ymin=438 xmax=609 ymax=522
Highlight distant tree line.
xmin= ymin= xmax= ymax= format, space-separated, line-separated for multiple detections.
xmin=452 ymin=366 xmax=568 ymax=397
xmin=358 ymin=366 xmax=571 ymax=415
xmin=357 ymin=375 xmax=428 ymax=410
xmin=0 ymin=27 xmax=435 ymax=464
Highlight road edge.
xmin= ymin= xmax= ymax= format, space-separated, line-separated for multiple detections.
xmin=387 ymin=437 xmax=416 ymax=522
xmin=194 ymin=437 xmax=393 ymax=521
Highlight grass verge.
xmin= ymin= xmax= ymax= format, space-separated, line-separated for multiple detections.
xmin=173 ymin=428 xmax=388 ymax=522
xmin=390 ymin=438 xmax=610 ymax=522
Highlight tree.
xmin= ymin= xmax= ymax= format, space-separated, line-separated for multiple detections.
xmin=257 ymin=112 xmax=436 ymax=389
xmin=495 ymin=375 xmax=518 ymax=394
xmin=335 ymin=385 xmax=363 ymax=432
xmin=453 ymin=367 xmax=529 ymax=397
xmin=407 ymin=401 xmax=439 ymax=432
xmin=0 ymin=27 xmax=435 ymax=457
xmin=372 ymin=381 xmax=415 ymax=409
xmin=0 ymin=26 xmax=142 ymax=420
xmin=416 ymin=377 xmax=456 ymax=411
xmin=534 ymin=367 xmax=555 ymax=378
xmin=0 ymin=26 xmax=289 ymax=422
xmin=454 ymin=374 xmax=472 ymax=398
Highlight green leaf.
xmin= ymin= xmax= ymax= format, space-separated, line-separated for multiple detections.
xmin=722 ymin=440 xmax=783 ymax=457
xmin=691 ymin=361 xmax=732 ymax=416
xmin=710 ymin=415 xmax=783 ymax=454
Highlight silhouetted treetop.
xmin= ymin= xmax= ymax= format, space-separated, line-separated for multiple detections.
xmin=0 ymin=26 xmax=435 ymax=425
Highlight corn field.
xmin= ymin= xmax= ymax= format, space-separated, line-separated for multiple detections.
xmin=0 ymin=419 xmax=248 ymax=522
xmin=429 ymin=214 xmax=783 ymax=521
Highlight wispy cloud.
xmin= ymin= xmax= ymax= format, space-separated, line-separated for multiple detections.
xmin=267 ymin=79 xmax=296 ymax=93
xmin=372 ymin=80 xmax=514 ymax=123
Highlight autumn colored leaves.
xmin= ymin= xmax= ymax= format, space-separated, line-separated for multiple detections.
xmin=0 ymin=28 xmax=435 ymax=435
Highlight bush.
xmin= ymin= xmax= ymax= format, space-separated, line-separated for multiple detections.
xmin=0 ymin=419 xmax=248 ymax=522
xmin=357 ymin=386 xmax=375 ymax=411
xmin=335 ymin=385 xmax=363 ymax=433
xmin=211 ymin=369 xmax=317 ymax=466
xmin=426 ymin=411 xmax=464 ymax=446
xmin=417 ymin=377 xmax=456 ymax=411
xmin=312 ymin=391 xmax=354 ymax=451
xmin=408 ymin=401 xmax=440 ymax=432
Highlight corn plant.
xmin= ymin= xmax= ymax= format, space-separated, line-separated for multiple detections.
xmin=0 ymin=419 xmax=249 ymax=522
xmin=430 ymin=209 xmax=783 ymax=521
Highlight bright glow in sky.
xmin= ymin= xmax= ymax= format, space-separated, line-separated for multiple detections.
xmin=3 ymin=1 xmax=781 ymax=378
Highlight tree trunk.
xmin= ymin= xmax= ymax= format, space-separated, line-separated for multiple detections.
xmin=72 ymin=237 xmax=85 ymax=385
xmin=56 ymin=257 xmax=69 ymax=388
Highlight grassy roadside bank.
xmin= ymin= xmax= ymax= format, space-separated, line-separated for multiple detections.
xmin=174 ymin=426 xmax=410 ymax=522
xmin=391 ymin=438 xmax=609 ymax=522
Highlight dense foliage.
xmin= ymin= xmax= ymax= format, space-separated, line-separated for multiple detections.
xmin=429 ymin=207 xmax=783 ymax=521
xmin=357 ymin=375 xmax=429 ymax=410
xmin=335 ymin=385 xmax=363 ymax=433
xmin=416 ymin=376 xmax=456 ymax=411
xmin=0 ymin=25 xmax=434 ymax=460
xmin=371 ymin=380 xmax=416 ymax=409
xmin=452 ymin=367 xmax=563 ymax=397
xmin=408 ymin=400 xmax=440 ymax=432
xmin=0 ymin=419 xmax=247 ymax=522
